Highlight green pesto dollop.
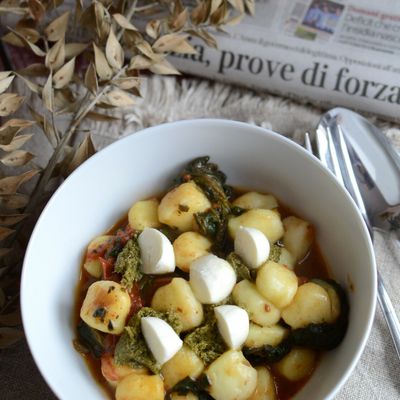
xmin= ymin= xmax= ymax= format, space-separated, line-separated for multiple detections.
xmin=114 ymin=307 xmax=182 ymax=374
xmin=114 ymin=235 xmax=142 ymax=288
xmin=268 ymin=244 xmax=282 ymax=263
xmin=184 ymin=321 xmax=226 ymax=364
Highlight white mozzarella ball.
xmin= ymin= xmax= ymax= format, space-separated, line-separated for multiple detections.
xmin=235 ymin=226 xmax=270 ymax=269
xmin=189 ymin=254 xmax=236 ymax=304
xmin=138 ymin=228 xmax=175 ymax=274
xmin=141 ymin=317 xmax=183 ymax=365
xmin=214 ymin=305 xmax=249 ymax=349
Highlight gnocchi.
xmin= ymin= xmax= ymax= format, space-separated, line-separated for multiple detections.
xmin=228 ymin=209 xmax=284 ymax=244
xmin=128 ymin=198 xmax=161 ymax=230
xmin=173 ymin=231 xmax=211 ymax=272
xmin=206 ymin=350 xmax=258 ymax=400
xmin=75 ymin=157 xmax=348 ymax=400
xmin=248 ymin=367 xmax=277 ymax=400
xmin=281 ymin=282 xmax=334 ymax=329
xmin=232 ymin=191 xmax=278 ymax=210
xmin=151 ymin=278 xmax=204 ymax=331
xmin=232 ymin=280 xmax=281 ymax=327
xmin=256 ymin=261 xmax=298 ymax=309
xmin=274 ymin=348 xmax=317 ymax=382
xmin=83 ymin=235 xmax=114 ymax=278
xmin=245 ymin=323 xmax=289 ymax=349
xmin=80 ymin=281 xmax=131 ymax=334
xmin=158 ymin=181 xmax=211 ymax=231
xmin=101 ymin=355 xmax=147 ymax=387
xmin=161 ymin=345 xmax=204 ymax=390
xmin=115 ymin=374 xmax=164 ymax=400
xmin=283 ymin=216 xmax=314 ymax=262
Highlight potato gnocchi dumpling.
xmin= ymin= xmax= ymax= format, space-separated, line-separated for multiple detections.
xmin=80 ymin=281 xmax=131 ymax=334
xmin=278 ymin=248 xmax=295 ymax=270
xmin=83 ymin=235 xmax=114 ymax=278
xmin=158 ymin=181 xmax=211 ymax=231
xmin=228 ymin=209 xmax=284 ymax=244
xmin=173 ymin=231 xmax=211 ymax=272
xmin=232 ymin=280 xmax=281 ymax=327
xmin=128 ymin=198 xmax=161 ymax=230
xmin=151 ymin=278 xmax=204 ymax=331
xmin=232 ymin=192 xmax=278 ymax=210
xmin=248 ymin=367 xmax=277 ymax=400
xmin=161 ymin=344 xmax=204 ymax=390
xmin=115 ymin=374 xmax=164 ymax=400
xmin=274 ymin=348 xmax=317 ymax=382
xmin=75 ymin=157 xmax=348 ymax=400
xmin=101 ymin=355 xmax=148 ymax=387
xmin=283 ymin=216 xmax=314 ymax=262
xmin=245 ymin=323 xmax=289 ymax=349
xmin=281 ymin=282 xmax=334 ymax=329
xmin=206 ymin=350 xmax=258 ymax=400
xmin=256 ymin=261 xmax=298 ymax=309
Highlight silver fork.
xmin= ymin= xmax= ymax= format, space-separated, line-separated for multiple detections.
xmin=304 ymin=130 xmax=400 ymax=360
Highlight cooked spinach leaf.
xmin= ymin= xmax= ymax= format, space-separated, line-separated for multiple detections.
xmin=114 ymin=233 xmax=142 ymax=289
xmin=230 ymin=206 xmax=246 ymax=216
xmin=243 ymin=336 xmax=292 ymax=364
xmin=292 ymin=279 xmax=349 ymax=351
xmin=167 ymin=376 xmax=212 ymax=400
xmin=76 ymin=320 xmax=105 ymax=358
xmin=105 ymin=238 xmax=124 ymax=259
xmin=226 ymin=252 xmax=253 ymax=282
xmin=114 ymin=307 xmax=182 ymax=374
xmin=195 ymin=207 xmax=228 ymax=250
xmin=178 ymin=156 xmax=234 ymax=253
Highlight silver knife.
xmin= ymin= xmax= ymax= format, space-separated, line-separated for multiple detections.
xmin=317 ymin=108 xmax=400 ymax=240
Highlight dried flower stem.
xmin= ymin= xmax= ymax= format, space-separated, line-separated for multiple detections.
xmin=25 ymin=71 xmax=126 ymax=216
xmin=116 ymin=0 xmax=138 ymax=41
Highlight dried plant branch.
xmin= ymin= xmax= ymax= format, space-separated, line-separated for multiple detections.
xmin=0 ymin=0 xmax=251 ymax=347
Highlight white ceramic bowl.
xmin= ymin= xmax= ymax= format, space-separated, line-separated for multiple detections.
xmin=21 ymin=119 xmax=376 ymax=400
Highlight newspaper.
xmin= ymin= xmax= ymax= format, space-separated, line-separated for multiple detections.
xmin=171 ymin=0 xmax=400 ymax=122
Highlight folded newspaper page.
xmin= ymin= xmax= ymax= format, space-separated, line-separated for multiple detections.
xmin=172 ymin=0 xmax=400 ymax=122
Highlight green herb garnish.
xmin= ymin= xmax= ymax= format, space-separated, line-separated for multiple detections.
xmin=114 ymin=307 xmax=182 ymax=374
xmin=114 ymin=234 xmax=142 ymax=288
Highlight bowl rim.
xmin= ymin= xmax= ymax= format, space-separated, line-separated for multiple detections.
xmin=21 ymin=118 xmax=377 ymax=400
